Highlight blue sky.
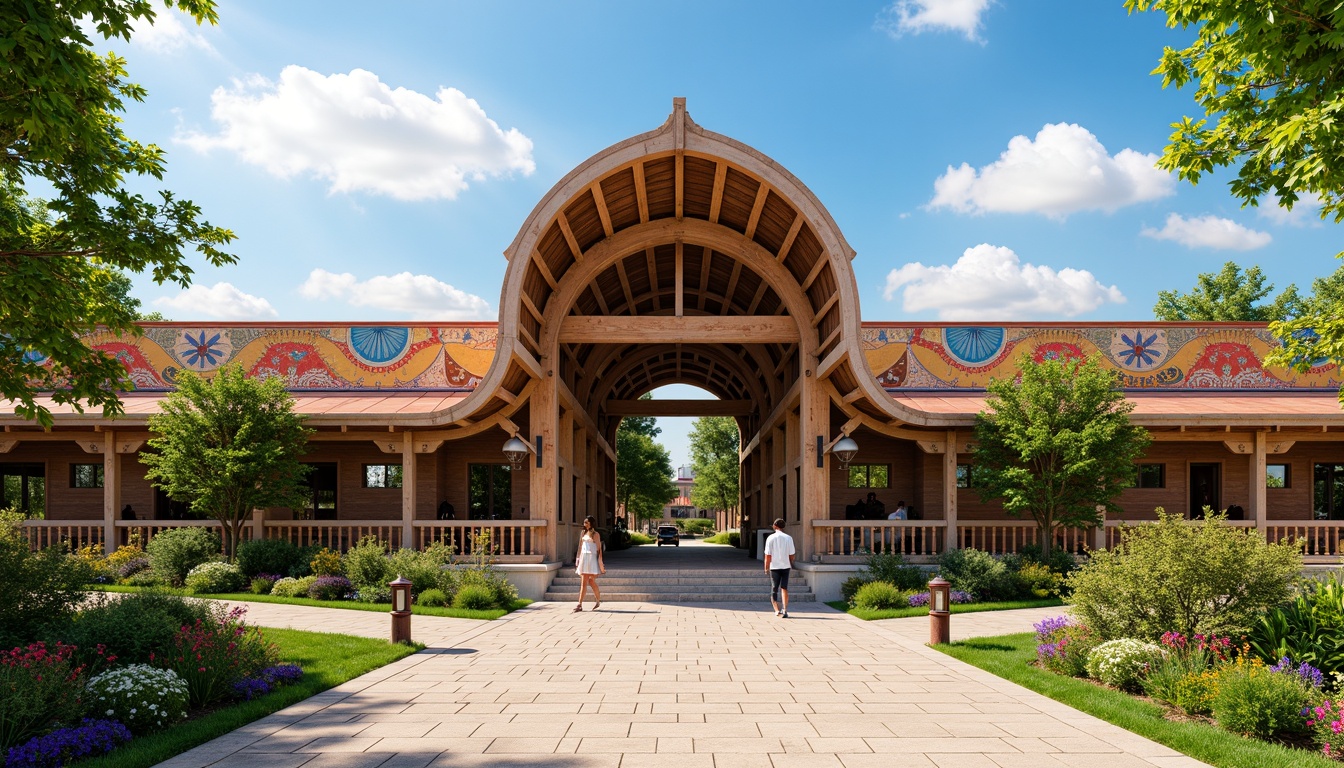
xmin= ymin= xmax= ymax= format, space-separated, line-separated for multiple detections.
xmin=103 ymin=1 xmax=1341 ymax=465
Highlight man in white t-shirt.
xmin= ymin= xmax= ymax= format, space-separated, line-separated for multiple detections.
xmin=763 ymin=517 xmax=796 ymax=618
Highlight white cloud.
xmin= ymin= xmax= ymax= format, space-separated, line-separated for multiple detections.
xmin=877 ymin=0 xmax=992 ymax=41
xmin=1140 ymin=213 xmax=1272 ymax=250
xmin=180 ymin=67 xmax=535 ymax=201
xmin=299 ymin=269 xmax=492 ymax=320
xmin=131 ymin=11 xmax=216 ymax=54
xmin=154 ymin=283 xmax=277 ymax=320
xmin=883 ymin=244 xmax=1125 ymax=320
xmin=1258 ymin=191 xmax=1325 ymax=226
xmin=929 ymin=123 xmax=1174 ymax=218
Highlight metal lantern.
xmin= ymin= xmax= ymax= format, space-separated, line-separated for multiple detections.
xmin=502 ymin=436 xmax=530 ymax=471
xmin=389 ymin=575 xmax=412 ymax=643
xmin=829 ymin=435 xmax=859 ymax=470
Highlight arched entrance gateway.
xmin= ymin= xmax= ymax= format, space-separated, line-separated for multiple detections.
xmin=11 ymin=98 xmax=1344 ymax=603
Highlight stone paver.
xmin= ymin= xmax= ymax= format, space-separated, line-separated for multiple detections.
xmin=157 ymin=600 xmax=1209 ymax=768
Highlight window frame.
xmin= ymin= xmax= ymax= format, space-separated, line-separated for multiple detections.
xmin=1267 ymin=463 xmax=1290 ymax=489
xmin=956 ymin=463 xmax=975 ymax=489
xmin=846 ymin=464 xmax=891 ymax=489
xmin=70 ymin=463 xmax=105 ymax=489
xmin=361 ymin=463 xmax=404 ymax=489
xmin=1135 ymin=463 xmax=1166 ymax=489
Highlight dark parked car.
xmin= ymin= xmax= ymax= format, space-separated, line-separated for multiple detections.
xmin=656 ymin=525 xmax=680 ymax=547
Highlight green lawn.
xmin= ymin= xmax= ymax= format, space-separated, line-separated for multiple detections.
xmin=81 ymin=628 xmax=420 ymax=768
xmin=935 ymin=631 xmax=1335 ymax=768
xmin=826 ymin=597 xmax=1064 ymax=620
xmin=92 ymin=585 xmax=530 ymax=620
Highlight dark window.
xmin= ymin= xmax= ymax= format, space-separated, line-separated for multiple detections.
xmin=303 ymin=463 xmax=338 ymax=520
xmin=956 ymin=464 xmax=975 ymax=489
xmin=1315 ymin=464 xmax=1344 ymax=520
xmin=1136 ymin=464 xmax=1165 ymax=489
xmin=469 ymin=464 xmax=512 ymax=519
xmin=362 ymin=464 xmax=403 ymax=489
xmin=71 ymin=464 xmax=104 ymax=489
xmin=1 ymin=463 xmax=46 ymax=516
xmin=847 ymin=464 xmax=890 ymax=489
xmin=1267 ymin=464 xmax=1290 ymax=489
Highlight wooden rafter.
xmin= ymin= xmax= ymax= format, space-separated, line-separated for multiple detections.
xmin=674 ymin=241 xmax=684 ymax=317
xmin=529 ymin=250 xmax=559 ymax=291
xmin=556 ymin=213 xmax=584 ymax=264
xmin=587 ymin=282 xmax=609 ymax=316
xmin=646 ymin=248 xmax=660 ymax=311
xmin=800 ymin=252 xmax=829 ymax=293
xmin=675 ymin=151 xmax=684 ymax=220
xmin=721 ymin=261 xmax=743 ymax=315
xmin=708 ymin=162 xmax=727 ymax=223
xmin=744 ymin=183 xmax=769 ymax=239
xmin=614 ymin=258 xmax=637 ymax=315
xmin=746 ymin=279 xmax=770 ymax=315
xmin=520 ymin=290 xmax=544 ymax=324
xmin=776 ymin=214 xmax=805 ymax=264
xmin=591 ymin=183 xmax=614 ymax=237
xmin=811 ymin=293 xmax=839 ymax=327
xmin=632 ymin=161 xmax=649 ymax=223
xmin=697 ymin=246 xmax=712 ymax=311
xmin=559 ymin=316 xmax=800 ymax=344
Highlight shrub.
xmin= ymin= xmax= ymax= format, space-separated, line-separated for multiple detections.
xmin=343 ymin=536 xmax=392 ymax=589
xmin=74 ymin=544 xmax=112 ymax=583
xmin=4 ymin=719 xmax=131 ymax=768
xmin=1034 ymin=616 xmax=1100 ymax=678
xmin=156 ymin=605 xmax=278 ymax=708
xmin=1213 ymin=662 xmax=1311 ymax=738
xmin=309 ymin=547 xmax=343 ymax=576
xmin=0 ymin=642 xmax=89 ymax=750
xmin=61 ymin=590 xmax=211 ymax=667
xmin=270 ymin=575 xmax=316 ymax=598
xmin=457 ymin=568 xmax=516 ymax=607
xmin=852 ymin=581 xmax=908 ymax=610
xmin=250 ymin=575 xmax=278 ymax=594
xmin=388 ymin=545 xmax=453 ymax=594
xmin=841 ymin=576 xmax=871 ymax=605
xmin=352 ymin=587 xmax=391 ymax=603
xmin=1306 ymin=699 xmax=1344 ymax=759
xmin=1068 ymin=510 xmax=1301 ymax=641
xmin=308 ymin=575 xmax=352 ymax=601
xmin=1086 ymin=638 xmax=1162 ymax=691
xmin=0 ymin=511 xmax=92 ymax=649
xmin=1016 ymin=542 xmax=1080 ymax=576
xmin=1013 ymin=562 xmax=1064 ymax=598
xmin=235 ymin=538 xmax=301 ymax=579
xmin=674 ymin=518 xmax=715 ymax=536
xmin=115 ymin=556 xmax=151 ymax=581
xmin=908 ymin=590 xmax=972 ymax=607
xmin=452 ymin=583 xmax=496 ymax=610
xmin=1250 ymin=572 xmax=1344 ymax=678
xmin=287 ymin=544 xmax=323 ymax=578
xmin=1141 ymin=631 xmax=1233 ymax=715
xmin=864 ymin=549 xmax=927 ymax=591
xmin=185 ymin=561 xmax=244 ymax=594
xmin=105 ymin=543 xmax=146 ymax=574
xmin=417 ymin=588 xmax=448 ymax=607
xmin=937 ymin=548 xmax=1017 ymax=601
xmin=146 ymin=527 xmax=221 ymax=587
xmin=124 ymin=571 xmax=165 ymax=587
xmin=86 ymin=665 xmax=188 ymax=734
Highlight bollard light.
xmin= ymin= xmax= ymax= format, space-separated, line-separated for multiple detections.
xmin=389 ymin=575 xmax=413 ymax=644
xmin=928 ymin=576 xmax=951 ymax=645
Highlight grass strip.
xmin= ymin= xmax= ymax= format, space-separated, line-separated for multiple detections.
xmin=826 ymin=597 xmax=1063 ymax=620
xmin=79 ymin=628 xmax=420 ymax=768
xmin=92 ymin=585 xmax=530 ymax=619
xmin=935 ymin=631 xmax=1336 ymax=768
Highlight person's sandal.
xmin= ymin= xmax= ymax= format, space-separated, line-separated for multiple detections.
xmin=572 ymin=605 xmax=583 ymax=612
xmin=593 ymin=602 xmax=600 ymax=611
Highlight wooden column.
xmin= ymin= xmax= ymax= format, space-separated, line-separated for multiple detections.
xmin=252 ymin=508 xmax=265 ymax=543
xmin=1252 ymin=430 xmax=1268 ymax=530
xmin=103 ymin=430 xmax=120 ymax=554
xmin=800 ymin=373 xmax=828 ymax=563
xmin=530 ymin=370 xmax=560 ymax=561
xmin=943 ymin=430 xmax=958 ymax=551
xmin=401 ymin=430 xmax=416 ymax=548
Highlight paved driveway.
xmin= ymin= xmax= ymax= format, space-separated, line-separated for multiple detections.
xmin=158 ymin=601 xmax=1207 ymax=768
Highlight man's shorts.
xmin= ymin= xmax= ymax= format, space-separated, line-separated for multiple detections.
xmin=770 ymin=567 xmax=790 ymax=598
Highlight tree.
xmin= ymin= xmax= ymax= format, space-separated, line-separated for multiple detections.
xmin=688 ymin=416 xmax=740 ymax=520
xmin=972 ymin=355 xmax=1151 ymax=557
xmin=107 ymin=269 xmax=167 ymax=321
xmin=142 ymin=366 xmax=312 ymax=558
xmin=614 ymin=396 xmax=675 ymax=525
xmin=1 ymin=1 xmax=234 ymax=428
xmin=1126 ymin=1 xmax=1344 ymax=225
xmin=1268 ymin=264 xmax=1344 ymax=396
xmin=1153 ymin=261 xmax=1302 ymax=321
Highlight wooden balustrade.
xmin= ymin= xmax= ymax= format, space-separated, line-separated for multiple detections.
xmin=1103 ymin=518 xmax=1255 ymax=550
xmin=415 ymin=520 xmax=548 ymax=562
xmin=1262 ymin=522 xmax=1344 ymax=559
xmin=264 ymin=521 xmax=403 ymax=551
xmin=810 ymin=521 xmax=946 ymax=559
xmin=956 ymin=522 xmax=1091 ymax=555
xmin=21 ymin=521 xmax=105 ymax=551
xmin=115 ymin=519 xmax=237 ymax=550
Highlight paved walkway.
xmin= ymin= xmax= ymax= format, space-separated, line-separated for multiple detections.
xmin=159 ymin=599 xmax=1208 ymax=768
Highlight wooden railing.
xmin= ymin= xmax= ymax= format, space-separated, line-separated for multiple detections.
xmin=957 ymin=522 xmax=1092 ymax=555
xmin=415 ymin=520 xmax=547 ymax=562
xmin=265 ymin=521 xmax=403 ymax=550
xmin=116 ymin=519 xmax=239 ymax=549
xmin=1263 ymin=522 xmax=1344 ymax=559
xmin=1102 ymin=519 xmax=1254 ymax=550
xmin=810 ymin=521 xmax=947 ymax=558
xmin=22 ymin=521 xmax=105 ymax=551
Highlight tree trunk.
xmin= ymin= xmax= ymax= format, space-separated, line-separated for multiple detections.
xmin=1038 ymin=513 xmax=1053 ymax=559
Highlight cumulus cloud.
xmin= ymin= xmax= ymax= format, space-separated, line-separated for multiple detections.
xmin=131 ymin=11 xmax=216 ymax=54
xmin=1258 ymin=191 xmax=1325 ymax=226
xmin=883 ymin=244 xmax=1125 ymax=320
xmin=1141 ymin=213 xmax=1272 ymax=250
xmin=154 ymin=283 xmax=277 ymax=320
xmin=929 ymin=123 xmax=1174 ymax=218
xmin=180 ymin=67 xmax=535 ymax=201
xmin=299 ymin=269 xmax=491 ymax=320
xmin=876 ymin=0 xmax=992 ymax=41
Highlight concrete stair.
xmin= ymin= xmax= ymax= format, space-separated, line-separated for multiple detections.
xmin=544 ymin=568 xmax=815 ymax=603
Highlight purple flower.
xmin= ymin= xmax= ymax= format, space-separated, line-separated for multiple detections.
xmin=1034 ymin=616 xmax=1072 ymax=639
xmin=307 ymin=575 xmax=353 ymax=600
xmin=232 ymin=677 xmax=272 ymax=700
xmin=1270 ymin=656 xmax=1325 ymax=689
xmin=260 ymin=664 xmax=303 ymax=685
xmin=5 ymin=719 xmax=131 ymax=768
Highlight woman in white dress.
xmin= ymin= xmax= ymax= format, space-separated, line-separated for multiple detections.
xmin=574 ymin=515 xmax=605 ymax=611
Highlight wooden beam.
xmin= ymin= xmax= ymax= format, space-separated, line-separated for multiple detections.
xmin=587 ymin=283 xmax=609 ymax=316
xmin=817 ymin=324 xmax=842 ymax=357
xmin=697 ymin=246 xmax=712 ymax=311
xmin=816 ymin=345 xmax=849 ymax=381
xmin=646 ymin=248 xmax=660 ymax=312
xmin=632 ymin=161 xmax=649 ymax=224
xmin=800 ymin=253 xmax=829 ymax=293
xmin=591 ymin=184 xmax=614 ymax=237
xmin=614 ymin=257 xmax=637 ymax=315
xmin=675 ymin=151 xmax=684 ymax=220
xmin=675 ymin=241 xmax=684 ymax=317
xmin=746 ymin=279 xmax=770 ymax=315
xmin=721 ymin=261 xmax=743 ymax=315
xmin=519 ymin=290 xmax=544 ymax=324
xmin=811 ymin=293 xmax=839 ymax=327
xmin=529 ymin=250 xmax=559 ymax=291
xmin=708 ymin=161 xmax=727 ymax=223
xmin=776 ymin=214 xmax=805 ymax=264
xmin=606 ymin=399 xmax=754 ymax=417
xmin=559 ymin=316 xmax=800 ymax=344
xmin=557 ymin=212 xmax=584 ymax=264
xmin=511 ymin=346 xmax=545 ymax=380
xmin=744 ymin=183 xmax=769 ymax=239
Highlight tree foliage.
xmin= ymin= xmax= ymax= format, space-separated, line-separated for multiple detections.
xmin=1268 ymin=264 xmax=1344 ymax=390
xmin=1126 ymin=0 xmax=1344 ymax=225
xmin=142 ymin=366 xmax=312 ymax=558
xmin=972 ymin=355 xmax=1150 ymax=556
xmin=1 ymin=1 xmax=234 ymax=427
xmin=615 ymin=404 xmax=675 ymax=524
xmin=688 ymin=416 xmax=739 ymax=518
xmin=1153 ymin=261 xmax=1302 ymax=321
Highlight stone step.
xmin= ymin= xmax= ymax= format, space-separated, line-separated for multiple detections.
xmin=549 ymin=575 xmax=801 ymax=586
xmin=545 ymin=583 xmax=811 ymax=595
xmin=543 ymin=591 xmax=817 ymax=603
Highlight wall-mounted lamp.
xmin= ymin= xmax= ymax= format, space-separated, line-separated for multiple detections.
xmin=502 ymin=435 xmax=543 ymax=470
xmin=818 ymin=434 xmax=859 ymax=470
